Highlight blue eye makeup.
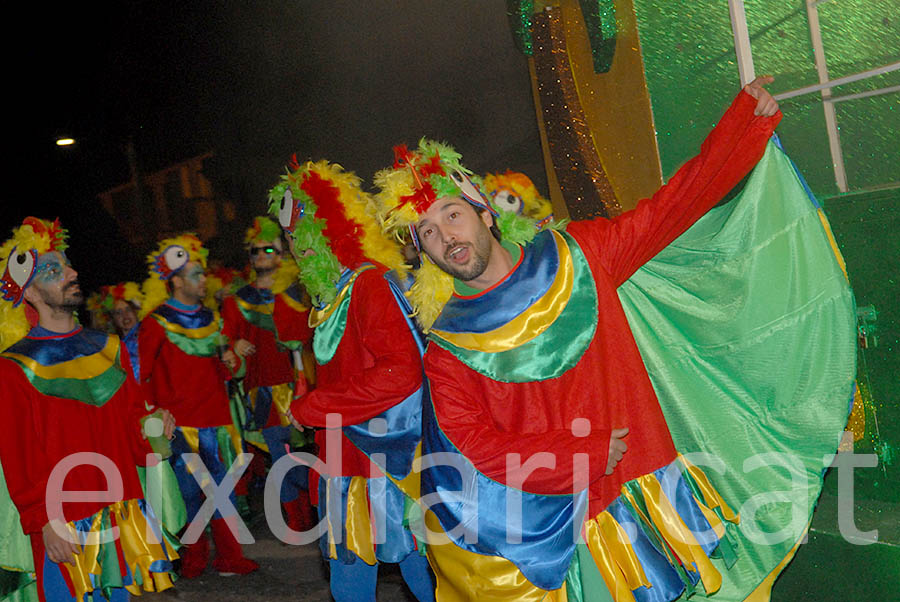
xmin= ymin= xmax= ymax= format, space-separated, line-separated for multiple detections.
xmin=33 ymin=256 xmax=69 ymax=282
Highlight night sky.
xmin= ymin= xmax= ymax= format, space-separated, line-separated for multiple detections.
xmin=5 ymin=1 xmax=545 ymax=292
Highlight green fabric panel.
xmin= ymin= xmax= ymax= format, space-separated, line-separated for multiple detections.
xmin=0 ymin=460 xmax=32 ymax=576
xmin=617 ymin=142 xmax=856 ymax=600
xmin=97 ymin=509 xmax=124 ymax=599
xmin=429 ymin=231 xmax=598 ymax=382
xmin=579 ymin=543 xmax=616 ymax=602
xmin=137 ymin=463 xmax=187 ymax=543
xmin=277 ymin=338 xmax=303 ymax=352
xmin=567 ymin=542 xmax=617 ymax=602
xmin=162 ymin=328 xmax=219 ymax=357
xmin=16 ymin=358 xmax=125 ymax=407
xmin=216 ymin=426 xmax=238 ymax=468
xmin=312 ymin=286 xmax=355 ymax=366
xmin=0 ymin=573 xmax=36 ymax=602
xmin=237 ymin=302 xmax=276 ymax=332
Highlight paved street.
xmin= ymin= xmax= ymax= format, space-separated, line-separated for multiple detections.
xmin=146 ymin=492 xmax=420 ymax=601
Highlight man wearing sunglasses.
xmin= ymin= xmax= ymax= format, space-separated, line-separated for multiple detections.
xmin=221 ymin=216 xmax=316 ymax=537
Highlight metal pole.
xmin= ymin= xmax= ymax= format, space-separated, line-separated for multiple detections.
xmin=773 ymin=61 xmax=900 ymax=101
xmin=825 ymin=84 xmax=900 ymax=104
xmin=805 ymin=0 xmax=848 ymax=192
xmin=728 ymin=0 xmax=756 ymax=86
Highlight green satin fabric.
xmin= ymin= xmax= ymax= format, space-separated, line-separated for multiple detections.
xmin=0 ymin=569 xmax=35 ymax=601
xmin=617 ymin=142 xmax=856 ymax=600
xmin=137 ymin=462 xmax=187 ymax=549
xmin=565 ymin=543 xmax=614 ymax=602
xmin=429 ymin=231 xmax=598 ymax=382
xmin=21 ymin=356 xmax=126 ymax=407
xmin=216 ymin=424 xmax=239 ymax=468
xmin=237 ymin=300 xmax=276 ymax=332
xmin=312 ymin=283 xmax=354 ymax=366
xmin=161 ymin=327 xmax=220 ymax=357
xmin=0 ymin=458 xmax=33 ymax=580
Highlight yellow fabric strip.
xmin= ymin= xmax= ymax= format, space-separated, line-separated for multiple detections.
xmin=271 ymin=383 xmax=294 ymax=427
xmin=678 ymin=456 xmax=739 ymax=524
xmin=308 ymin=266 xmax=373 ymax=328
xmin=816 ymin=209 xmax=849 ymax=280
xmin=64 ymin=514 xmax=102 ymax=602
xmin=3 ymin=336 xmax=120 ymax=380
xmin=153 ymin=310 xmax=221 ymax=339
xmin=63 ymin=500 xmax=177 ymax=600
xmin=113 ymin=500 xmax=178 ymax=594
xmin=179 ymin=427 xmax=200 ymax=455
xmin=430 ymin=230 xmax=574 ymax=353
xmin=582 ymin=513 xmax=642 ymax=602
xmin=279 ymin=291 xmax=309 ymax=314
xmin=236 ymin=296 xmax=274 ymax=315
xmin=325 ymin=481 xmax=338 ymax=560
xmin=636 ymin=475 xmax=722 ymax=594
xmin=343 ymin=476 xmax=376 ymax=565
xmin=223 ymin=424 xmax=242 ymax=461
xmin=423 ymin=510 xmax=564 ymax=601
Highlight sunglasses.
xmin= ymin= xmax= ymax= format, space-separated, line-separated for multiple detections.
xmin=249 ymin=246 xmax=280 ymax=256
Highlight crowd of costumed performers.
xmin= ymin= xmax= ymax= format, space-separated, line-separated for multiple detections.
xmin=0 ymin=76 xmax=858 ymax=602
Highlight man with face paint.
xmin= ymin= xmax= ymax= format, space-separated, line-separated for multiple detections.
xmin=220 ymin=216 xmax=316 ymax=535
xmin=138 ymin=233 xmax=259 ymax=578
xmin=0 ymin=217 xmax=179 ymax=602
xmin=369 ymin=81 xmax=815 ymax=601
xmin=268 ymin=160 xmax=435 ymax=602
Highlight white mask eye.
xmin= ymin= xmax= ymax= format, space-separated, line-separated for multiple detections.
xmin=491 ymin=190 xmax=524 ymax=214
xmin=450 ymin=170 xmax=485 ymax=206
xmin=279 ymin=188 xmax=294 ymax=229
xmin=163 ymin=246 xmax=189 ymax=272
xmin=7 ymin=248 xmax=35 ymax=287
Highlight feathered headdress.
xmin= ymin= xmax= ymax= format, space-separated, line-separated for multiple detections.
xmin=86 ymin=281 xmax=143 ymax=332
xmin=268 ymin=158 xmax=404 ymax=306
xmin=141 ymin=233 xmax=209 ymax=317
xmin=244 ymin=215 xmax=283 ymax=247
xmin=0 ymin=217 xmax=69 ymax=350
xmin=482 ymin=170 xmax=554 ymax=227
xmin=373 ymin=140 xmax=562 ymax=331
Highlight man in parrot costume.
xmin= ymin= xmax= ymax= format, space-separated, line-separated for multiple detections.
xmin=220 ymin=216 xmax=316 ymax=534
xmin=0 ymin=217 xmax=180 ymax=602
xmin=267 ymin=159 xmax=435 ymax=601
xmin=138 ymin=234 xmax=258 ymax=578
xmin=372 ymin=78 xmax=855 ymax=601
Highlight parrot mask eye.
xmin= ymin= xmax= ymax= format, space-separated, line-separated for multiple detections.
xmin=491 ymin=189 xmax=524 ymax=214
xmin=279 ymin=188 xmax=305 ymax=234
xmin=1 ymin=247 xmax=38 ymax=306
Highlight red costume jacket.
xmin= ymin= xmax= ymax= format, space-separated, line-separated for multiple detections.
xmin=138 ymin=305 xmax=233 ymax=428
xmin=221 ymin=287 xmax=294 ymax=392
xmin=274 ymin=266 xmax=422 ymax=487
xmin=0 ymin=329 xmax=151 ymax=534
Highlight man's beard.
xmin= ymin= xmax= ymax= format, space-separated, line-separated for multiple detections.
xmin=429 ymin=228 xmax=493 ymax=282
xmin=41 ymin=282 xmax=83 ymax=313
xmin=253 ymin=265 xmax=277 ymax=277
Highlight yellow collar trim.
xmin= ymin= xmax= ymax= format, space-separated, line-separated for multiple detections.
xmin=153 ymin=311 xmax=221 ymax=339
xmin=430 ymin=230 xmax=573 ymax=353
xmin=2 ymin=335 xmax=120 ymax=380
xmin=308 ymin=266 xmax=373 ymax=328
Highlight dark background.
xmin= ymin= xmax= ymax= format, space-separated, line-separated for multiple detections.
xmin=4 ymin=1 xmax=545 ymax=292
